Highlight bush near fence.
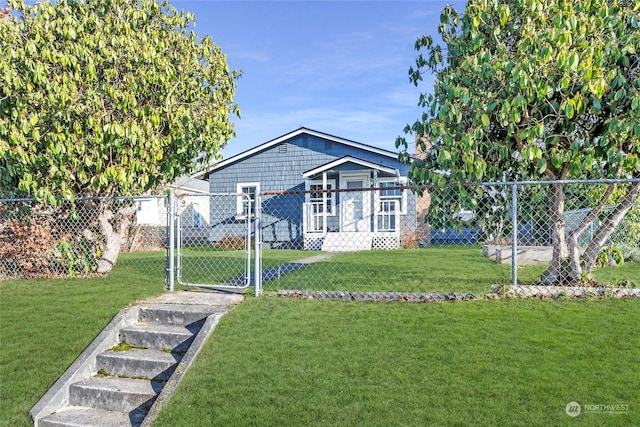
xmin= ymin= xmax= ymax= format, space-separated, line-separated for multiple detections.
xmin=0 ymin=196 xmax=168 ymax=280
xmin=0 ymin=201 xmax=104 ymax=278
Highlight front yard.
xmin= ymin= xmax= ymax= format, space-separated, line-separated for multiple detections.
xmin=154 ymin=297 xmax=640 ymax=427
xmin=180 ymin=246 xmax=640 ymax=293
xmin=1 ymin=247 xmax=638 ymax=426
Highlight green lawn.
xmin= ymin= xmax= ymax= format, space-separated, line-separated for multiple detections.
xmin=177 ymin=248 xmax=309 ymax=285
xmin=142 ymin=246 xmax=640 ymax=293
xmin=153 ymin=297 xmax=640 ymax=427
xmin=0 ymin=252 xmax=166 ymax=427
xmin=263 ymin=247 xmax=640 ymax=294
xmin=1 ymin=248 xmax=639 ymax=426
xmin=265 ymin=246 xmax=511 ymax=293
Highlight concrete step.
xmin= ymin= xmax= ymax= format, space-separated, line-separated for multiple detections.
xmin=120 ymin=323 xmax=195 ymax=352
xmin=138 ymin=303 xmax=221 ymax=327
xmin=39 ymin=406 xmax=145 ymax=427
xmin=68 ymin=377 xmax=161 ymax=413
xmin=96 ymin=349 xmax=181 ymax=380
xmin=31 ymin=291 xmax=245 ymax=427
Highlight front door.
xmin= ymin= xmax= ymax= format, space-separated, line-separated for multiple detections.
xmin=340 ymin=173 xmax=370 ymax=232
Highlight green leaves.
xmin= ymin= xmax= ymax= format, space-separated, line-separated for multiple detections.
xmin=588 ymin=78 xmax=607 ymax=98
xmin=536 ymin=158 xmax=547 ymax=174
xmin=498 ymin=4 xmax=510 ymax=27
xmin=399 ymin=0 xmax=639 ymax=195
xmin=564 ymin=101 xmax=575 ymax=119
xmin=1 ymin=0 xmax=240 ymax=204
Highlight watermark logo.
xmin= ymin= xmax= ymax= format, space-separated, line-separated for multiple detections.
xmin=565 ymin=401 xmax=581 ymax=417
xmin=565 ymin=401 xmax=630 ymax=417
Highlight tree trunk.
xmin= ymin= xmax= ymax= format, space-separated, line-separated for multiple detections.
xmin=565 ymin=233 xmax=582 ymax=281
xmin=96 ymin=201 xmax=136 ymax=274
xmin=541 ymin=182 xmax=570 ymax=285
xmin=566 ymin=181 xmax=620 ymax=281
xmin=581 ymin=181 xmax=640 ymax=270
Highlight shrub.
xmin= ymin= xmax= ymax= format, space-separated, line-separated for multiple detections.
xmin=214 ymin=233 xmax=248 ymax=250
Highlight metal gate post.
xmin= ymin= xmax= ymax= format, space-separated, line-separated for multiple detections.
xmin=511 ymin=182 xmax=518 ymax=286
xmin=254 ymin=194 xmax=262 ymax=297
xmin=245 ymin=196 xmax=252 ymax=288
xmin=175 ymin=198 xmax=182 ymax=285
xmin=166 ymin=191 xmax=175 ymax=291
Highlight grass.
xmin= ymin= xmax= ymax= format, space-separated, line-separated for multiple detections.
xmin=153 ymin=297 xmax=640 ymax=426
xmin=177 ymin=248 xmax=309 ymax=285
xmin=142 ymin=246 xmax=640 ymax=293
xmin=266 ymin=246 xmax=511 ymax=293
xmin=589 ymin=259 xmax=640 ymax=287
xmin=0 ymin=252 xmax=166 ymax=427
xmin=1 ymin=247 xmax=639 ymax=426
xmin=263 ymin=246 xmax=640 ymax=294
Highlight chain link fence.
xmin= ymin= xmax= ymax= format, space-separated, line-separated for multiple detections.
xmin=245 ymin=179 xmax=639 ymax=296
xmin=174 ymin=192 xmax=255 ymax=289
xmin=2 ymin=179 xmax=639 ymax=298
xmin=0 ymin=195 xmax=169 ymax=281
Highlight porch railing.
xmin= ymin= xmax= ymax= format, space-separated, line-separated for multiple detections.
xmin=303 ymin=199 xmax=401 ymax=235
xmin=303 ymin=202 xmax=326 ymax=233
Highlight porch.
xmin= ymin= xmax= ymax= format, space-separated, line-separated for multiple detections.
xmin=301 ymin=156 xmax=405 ymax=251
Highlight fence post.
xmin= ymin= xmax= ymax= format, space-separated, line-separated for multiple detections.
xmin=254 ymin=193 xmax=262 ymax=297
xmin=511 ymin=182 xmax=518 ymax=286
xmin=166 ymin=191 xmax=175 ymax=292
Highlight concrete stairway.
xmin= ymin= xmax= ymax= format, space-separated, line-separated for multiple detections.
xmin=31 ymin=291 xmax=243 ymax=427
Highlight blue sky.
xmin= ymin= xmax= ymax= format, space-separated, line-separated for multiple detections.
xmin=172 ymin=0 xmax=467 ymax=158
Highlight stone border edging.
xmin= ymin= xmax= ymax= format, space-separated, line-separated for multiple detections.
xmin=276 ymin=290 xmax=479 ymax=302
xmin=275 ymin=286 xmax=640 ymax=302
xmin=493 ymin=285 xmax=640 ymax=299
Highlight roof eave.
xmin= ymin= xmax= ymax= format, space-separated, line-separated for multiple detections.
xmin=202 ymin=127 xmax=402 ymax=176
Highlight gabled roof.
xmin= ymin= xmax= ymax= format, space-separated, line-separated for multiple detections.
xmin=169 ymin=175 xmax=209 ymax=194
xmin=194 ymin=127 xmax=400 ymax=178
xmin=302 ymin=156 xmax=399 ymax=179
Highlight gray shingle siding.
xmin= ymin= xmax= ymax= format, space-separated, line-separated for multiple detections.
xmin=207 ymin=132 xmax=414 ymax=247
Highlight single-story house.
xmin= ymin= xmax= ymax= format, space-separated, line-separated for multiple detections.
xmin=196 ymin=127 xmax=418 ymax=251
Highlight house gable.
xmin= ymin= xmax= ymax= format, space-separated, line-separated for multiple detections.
xmin=197 ymin=127 xmax=400 ymax=179
xmin=302 ymin=156 xmax=400 ymax=179
xmin=204 ymin=128 xmax=409 ymax=194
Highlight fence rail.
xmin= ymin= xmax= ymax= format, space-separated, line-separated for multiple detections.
xmin=1 ymin=179 xmax=638 ymax=296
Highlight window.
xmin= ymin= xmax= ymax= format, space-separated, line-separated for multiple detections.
xmin=308 ymin=179 xmax=336 ymax=215
xmin=192 ymin=202 xmax=202 ymax=229
xmin=236 ymin=182 xmax=260 ymax=218
xmin=378 ymin=179 xmax=407 ymax=215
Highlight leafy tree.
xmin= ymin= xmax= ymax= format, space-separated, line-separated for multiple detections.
xmin=1 ymin=0 xmax=240 ymax=273
xmin=397 ymin=0 xmax=640 ymax=284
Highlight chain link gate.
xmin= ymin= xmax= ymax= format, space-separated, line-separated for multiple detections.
xmin=167 ymin=191 xmax=262 ymax=295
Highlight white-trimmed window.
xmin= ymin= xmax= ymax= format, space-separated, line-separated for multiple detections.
xmin=378 ymin=178 xmax=407 ymax=215
xmin=308 ymin=179 xmax=336 ymax=215
xmin=192 ymin=202 xmax=202 ymax=229
xmin=236 ymin=182 xmax=260 ymax=218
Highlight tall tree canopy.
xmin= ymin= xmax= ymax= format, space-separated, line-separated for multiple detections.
xmin=0 ymin=0 xmax=240 ymax=273
xmin=1 ymin=0 xmax=240 ymax=202
xmin=397 ymin=0 xmax=640 ymax=284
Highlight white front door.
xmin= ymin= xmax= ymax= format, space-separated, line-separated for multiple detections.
xmin=340 ymin=173 xmax=370 ymax=232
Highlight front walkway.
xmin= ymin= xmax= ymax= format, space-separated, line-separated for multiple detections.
xmin=261 ymin=252 xmax=338 ymax=281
